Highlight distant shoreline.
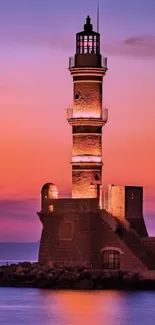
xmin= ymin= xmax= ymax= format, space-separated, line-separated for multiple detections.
xmin=0 ymin=242 xmax=39 ymax=262
xmin=1 ymin=262 xmax=155 ymax=290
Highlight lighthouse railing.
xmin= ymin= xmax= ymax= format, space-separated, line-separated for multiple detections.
xmin=69 ymin=55 xmax=107 ymax=69
xmin=69 ymin=56 xmax=75 ymax=68
xmin=102 ymin=108 xmax=108 ymax=123
xmin=67 ymin=108 xmax=73 ymax=119
xmin=102 ymin=56 xmax=108 ymax=69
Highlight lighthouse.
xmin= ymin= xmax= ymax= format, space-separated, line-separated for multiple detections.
xmin=38 ymin=15 xmax=150 ymax=271
xmin=67 ymin=16 xmax=108 ymax=201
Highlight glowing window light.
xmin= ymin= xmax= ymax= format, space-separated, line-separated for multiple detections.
xmin=72 ymin=155 xmax=101 ymax=163
xmin=49 ymin=205 xmax=54 ymax=212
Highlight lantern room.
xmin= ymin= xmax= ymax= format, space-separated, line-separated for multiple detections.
xmin=76 ymin=15 xmax=100 ymax=55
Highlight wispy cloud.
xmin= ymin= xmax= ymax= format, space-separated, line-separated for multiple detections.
xmin=0 ymin=198 xmax=41 ymax=241
xmin=0 ymin=199 xmax=39 ymax=221
xmin=104 ymin=35 xmax=155 ymax=59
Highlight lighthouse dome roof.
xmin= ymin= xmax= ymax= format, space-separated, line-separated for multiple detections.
xmin=41 ymin=183 xmax=57 ymax=192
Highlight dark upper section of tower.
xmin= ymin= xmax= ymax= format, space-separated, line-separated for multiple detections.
xmin=76 ymin=16 xmax=100 ymax=55
xmin=69 ymin=16 xmax=107 ymax=69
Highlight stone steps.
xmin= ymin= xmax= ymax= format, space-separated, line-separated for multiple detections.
xmin=119 ymin=227 xmax=155 ymax=270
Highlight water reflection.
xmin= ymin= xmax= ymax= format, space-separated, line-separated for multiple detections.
xmin=41 ymin=290 xmax=152 ymax=325
xmin=1 ymin=288 xmax=155 ymax=325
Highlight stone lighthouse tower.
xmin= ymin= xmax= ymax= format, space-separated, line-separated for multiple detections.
xmin=67 ymin=16 xmax=108 ymax=201
xmin=38 ymin=15 xmax=152 ymax=270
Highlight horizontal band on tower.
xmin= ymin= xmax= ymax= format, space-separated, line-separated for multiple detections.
xmin=72 ymin=165 xmax=102 ymax=170
xmin=73 ymin=76 xmax=102 ymax=81
xmin=72 ymin=126 xmax=102 ymax=133
xmin=69 ymin=67 xmax=107 ymax=77
xmin=71 ymin=72 xmax=105 ymax=77
xmin=73 ymin=80 xmax=102 ymax=83
xmin=72 ymin=155 xmax=101 ymax=163
xmin=71 ymin=161 xmax=103 ymax=167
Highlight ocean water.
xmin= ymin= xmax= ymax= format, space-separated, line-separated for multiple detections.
xmin=0 ymin=288 xmax=155 ymax=325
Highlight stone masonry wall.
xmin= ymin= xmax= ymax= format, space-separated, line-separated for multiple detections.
xmin=38 ymin=203 xmax=147 ymax=272
xmin=90 ymin=210 xmax=147 ymax=272
xmin=39 ymin=211 xmax=94 ymax=266
xmin=73 ymin=82 xmax=102 ymax=117
xmin=73 ymin=134 xmax=102 ymax=156
xmin=143 ymin=238 xmax=155 ymax=253
xmin=72 ymin=169 xmax=101 ymax=198
xmin=125 ymin=186 xmax=143 ymax=219
xmin=41 ymin=197 xmax=99 ymax=214
xmin=109 ymin=186 xmax=125 ymax=219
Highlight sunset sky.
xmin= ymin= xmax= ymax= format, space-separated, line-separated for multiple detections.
xmin=0 ymin=0 xmax=155 ymax=241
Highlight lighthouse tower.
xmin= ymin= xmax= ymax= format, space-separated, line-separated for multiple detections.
xmin=67 ymin=16 xmax=108 ymax=200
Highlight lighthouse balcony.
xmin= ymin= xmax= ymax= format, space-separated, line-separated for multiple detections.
xmin=69 ymin=55 xmax=107 ymax=69
xmin=72 ymin=155 xmax=102 ymax=163
xmin=67 ymin=108 xmax=108 ymax=125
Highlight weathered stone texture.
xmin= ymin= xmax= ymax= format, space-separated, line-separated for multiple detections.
xmin=73 ymin=82 xmax=102 ymax=117
xmin=38 ymin=202 xmax=153 ymax=272
xmin=143 ymin=238 xmax=155 ymax=252
xmin=105 ymin=185 xmax=148 ymax=237
xmin=73 ymin=134 xmax=102 ymax=156
xmin=72 ymin=170 xmax=101 ymax=198
xmin=108 ymin=186 xmax=125 ymax=219
xmin=41 ymin=198 xmax=99 ymax=214
xmin=125 ymin=186 xmax=143 ymax=219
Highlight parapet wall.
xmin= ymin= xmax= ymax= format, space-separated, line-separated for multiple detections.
xmin=41 ymin=197 xmax=99 ymax=214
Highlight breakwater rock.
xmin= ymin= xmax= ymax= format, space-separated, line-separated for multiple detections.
xmin=0 ymin=262 xmax=155 ymax=290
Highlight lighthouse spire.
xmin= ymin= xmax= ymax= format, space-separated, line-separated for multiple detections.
xmin=97 ymin=3 xmax=100 ymax=33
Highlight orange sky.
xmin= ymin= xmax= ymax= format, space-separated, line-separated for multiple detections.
xmin=1 ymin=54 xmax=154 ymax=197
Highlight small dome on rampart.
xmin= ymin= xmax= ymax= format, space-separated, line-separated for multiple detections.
xmin=41 ymin=182 xmax=58 ymax=199
xmin=41 ymin=183 xmax=56 ymax=192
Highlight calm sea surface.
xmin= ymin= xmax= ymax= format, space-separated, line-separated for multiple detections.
xmin=0 ymin=288 xmax=155 ymax=325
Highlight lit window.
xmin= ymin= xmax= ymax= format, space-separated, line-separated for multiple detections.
xmin=131 ymin=193 xmax=134 ymax=200
xmin=102 ymin=250 xmax=120 ymax=270
xmin=49 ymin=205 xmax=54 ymax=212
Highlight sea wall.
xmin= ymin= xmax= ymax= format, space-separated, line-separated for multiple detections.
xmin=1 ymin=262 xmax=155 ymax=290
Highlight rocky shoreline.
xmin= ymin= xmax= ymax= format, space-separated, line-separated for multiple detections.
xmin=1 ymin=262 xmax=155 ymax=290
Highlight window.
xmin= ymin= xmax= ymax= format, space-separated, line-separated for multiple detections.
xmin=94 ymin=173 xmax=100 ymax=181
xmin=75 ymin=92 xmax=80 ymax=100
xmin=102 ymin=250 xmax=120 ymax=270
xmin=48 ymin=205 xmax=54 ymax=212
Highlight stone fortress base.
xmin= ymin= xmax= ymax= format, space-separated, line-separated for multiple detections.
xmin=38 ymin=183 xmax=155 ymax=274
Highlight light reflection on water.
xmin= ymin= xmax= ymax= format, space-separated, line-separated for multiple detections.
xmin=0 ymin=288 xmax=155 ymax=325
